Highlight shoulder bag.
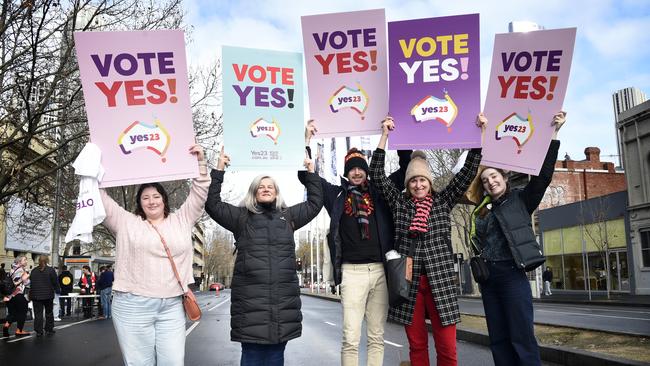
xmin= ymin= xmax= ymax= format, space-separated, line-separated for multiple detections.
xmin=149 ymin=223 xmax=202 ymax=321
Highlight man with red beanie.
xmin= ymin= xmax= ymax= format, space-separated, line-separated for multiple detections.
xmin=300 ymin=120 xmax=411 ymax=366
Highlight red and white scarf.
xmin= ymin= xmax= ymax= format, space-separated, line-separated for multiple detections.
xmin=408 ymin=194 xmax=433 ymax=237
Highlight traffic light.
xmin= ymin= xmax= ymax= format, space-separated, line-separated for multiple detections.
xmin=296 ymin=258 xmax=303 ymax=271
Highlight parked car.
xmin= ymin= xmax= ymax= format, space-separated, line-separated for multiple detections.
xmin=209 ymin=282 xmax=224 ymax=291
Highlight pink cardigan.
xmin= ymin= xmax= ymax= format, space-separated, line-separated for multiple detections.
xmin=100 ymin=169 xmax=210 ymax=298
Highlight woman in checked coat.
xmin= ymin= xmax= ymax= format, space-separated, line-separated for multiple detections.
xmin=369 ymin=116 xmax=483 ymax=366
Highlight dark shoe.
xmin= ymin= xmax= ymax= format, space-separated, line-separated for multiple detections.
xmin=2 ymin=326 xmax=9 ymax=338
xmin=45 ymin=330 xmax=56 ymax=335
xmin=36 ymin=332 xmax=44 ymax=337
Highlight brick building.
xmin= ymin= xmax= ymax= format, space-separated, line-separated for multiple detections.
xmin=510 ymin=146 xmax=627 ymax=210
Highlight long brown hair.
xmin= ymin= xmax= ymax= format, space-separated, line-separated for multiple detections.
xmin=477 ymin=167 xmax=509 ymax=218
xmin=38 ymin=255 xmax=49 ymax=271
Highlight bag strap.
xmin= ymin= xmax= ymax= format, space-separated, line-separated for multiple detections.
xmin=148 ymin=222 xmax=186 ymax=293
xmin=469 ymin=195 xmax=492 ymax=256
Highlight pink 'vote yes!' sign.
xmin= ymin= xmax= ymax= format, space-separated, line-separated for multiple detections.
xmin=482 ymin=28 xmax=576 ymax=175
xmin=75 ymin=30 xmax=198 ymax=187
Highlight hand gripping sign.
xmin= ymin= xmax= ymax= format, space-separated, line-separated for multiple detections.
xmin=410 ymin=89 xmax=458 ymax=132
xmin=494 ymin=111 xmax=534 ymax=154
xmin=118 ymin=119 xmax=171 ymax=162
xmin=328 ymin=83 xmax=369 ymax=118
xmin=249 ymin=118 xmax=281 ymax=144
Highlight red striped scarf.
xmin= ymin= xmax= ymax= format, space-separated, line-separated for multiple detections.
xmin=408 ymin=194 xmax=433 ymax=237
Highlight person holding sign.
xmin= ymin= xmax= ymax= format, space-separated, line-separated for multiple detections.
xmin=205 ymin=148 xmax=323 ymax=366
xmin=302 ymin=120 xmax=411 ymax=366
xmin=469 ymin=111 xmax=566 ymax=366
xmin=99 ymin=144 xmax=209 ymax=366
xmin=370 ymin=116 xmax=483 ymax=366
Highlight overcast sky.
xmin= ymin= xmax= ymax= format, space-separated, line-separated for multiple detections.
xmin=181 ymin=0 xmax=650 ymax=206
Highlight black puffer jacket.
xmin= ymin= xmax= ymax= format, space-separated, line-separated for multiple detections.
xmin=475 ymin=140 xmax=560 ymax=271
xmin=29 ymin=266 xmax=60 ymax=301
xmin=205 ymin=170 xmax=323 ymax=344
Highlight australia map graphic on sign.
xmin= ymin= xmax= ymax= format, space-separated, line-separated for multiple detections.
xmin=495 ymin=111 xmax=535 ymax=154
xmin=410 ymin=90 xmax=458 ymax=132
xmin=250 ymin=118 xmax=281 ymax=144
xmin=328 ymin=83 xmax=369 ymax=119
xmin=118 ymin=119 xmax=171 ymax=162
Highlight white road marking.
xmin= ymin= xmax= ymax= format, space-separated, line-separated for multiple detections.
xmin=324 ymin=321 xmax=336 ymax=326
xmin=186 ymin=321 xmax=200 ymax=336
xmin=7 ymin=318 xmax=96 ymax=343
xmin=208 ymin=297 xmax=230 ymax=312
xmin=537 ymin=309 xmax=650 ymax=321
xmin=384 ymin=340 xmax=403 ymax=348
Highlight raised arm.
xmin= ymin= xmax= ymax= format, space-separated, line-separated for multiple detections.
xmin=522 ymin=111 xmax=566 ymax=213
xmin=204 ymin=148 xmax=246 ymax=233
xmin=439 ymin=113 xmax=486 ymax=208
xmin=387 ymin=149 xmax=412 ymax=192
xmin=370 ymin=117 xmax=403 ymax=212
xmin=289 ymin=159 xmax=324 ymax=230
xmin=100 ymin=189 xmax=130 ymax=234
xmin=176 ymin=144 xmax=211 ymax=225
xmin=439 ymin=148 xmax=482 ymax=208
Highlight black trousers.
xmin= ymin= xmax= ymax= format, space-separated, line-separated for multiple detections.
xmin=6 ymin=294 xmax=28 ymax=330
xmin=33 ymin=299 xmax=54 ymax=333
xmin=82 ymin=297 xmax=94 ymax=318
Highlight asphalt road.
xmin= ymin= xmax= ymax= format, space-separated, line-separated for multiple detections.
xmin=0 ymin=291 xmax=560 ymax=365
xmin=458 ymin=297 xmax=650 ymax=336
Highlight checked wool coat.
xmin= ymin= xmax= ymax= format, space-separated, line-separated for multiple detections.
xmin=369 ymin=148 xmax=481 ymax=326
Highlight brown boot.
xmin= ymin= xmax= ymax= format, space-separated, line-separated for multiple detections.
xmin=15 ymin=329 xmax=31 ymax=336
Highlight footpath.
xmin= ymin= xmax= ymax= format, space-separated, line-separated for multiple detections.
xmin=301 ymin=289 xmax=650 ymax=366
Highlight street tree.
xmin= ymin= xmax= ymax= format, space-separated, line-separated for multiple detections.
xmin=0 ymin=0 xmax=223 ymax=258
xmin=580 ymin=195 xmax=615 ymax=299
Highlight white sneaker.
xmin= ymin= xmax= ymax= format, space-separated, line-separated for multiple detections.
xmin=54 ymin=317 xmax=62 ymax=322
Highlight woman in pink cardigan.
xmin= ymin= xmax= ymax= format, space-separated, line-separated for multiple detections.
xmin=100 ymin=144 xmax=209 ymax=366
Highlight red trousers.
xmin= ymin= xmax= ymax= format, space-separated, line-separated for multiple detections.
xmin=405 ymin=275 xmax=457 ymax=366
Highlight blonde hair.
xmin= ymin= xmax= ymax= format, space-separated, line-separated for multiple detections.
xmin=240 ymin=175 xmax=287 ymax=214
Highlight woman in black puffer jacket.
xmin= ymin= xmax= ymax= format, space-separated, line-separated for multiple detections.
xmin=204 ymin=149 xmax=323 ymax=366
xmin=470 ymin=111 xmax=566 ymax=366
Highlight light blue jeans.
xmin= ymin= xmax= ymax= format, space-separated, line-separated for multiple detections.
xmin=112 ymin=291 xmax=186 ymax=366
xmin=100 ymin=287 xmax=112 ymax=318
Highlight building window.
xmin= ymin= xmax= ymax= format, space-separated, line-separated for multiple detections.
xmin=641 ymin=230 xmax=650 ymax=268
xmin=563 ymin=254 xmax=585 ymax=290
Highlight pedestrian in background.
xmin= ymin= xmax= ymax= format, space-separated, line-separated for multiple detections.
xmin=370 ymin=116 xmax=483 ymax=366
xmin=29 ymin=255 xmax=60 ymax=336
xmin=543 ymin=267 xmax=553 ymax=296
xmin=100 ymin=144 xmax=209 ymax=365
xmin=58 ymin=265 xmax=74 ymax=318
xmin=97 ymin=265 xmax=114 ymax=319
xmin=78 ymin=265 xmax=96 ymax=319
xmin=2 ymin=256 xmax=31 ymax=337
xmin=205 ymin=148 xmax=323 ymax=366
xmin=470 ymin=112 xmax=566 ymax=366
